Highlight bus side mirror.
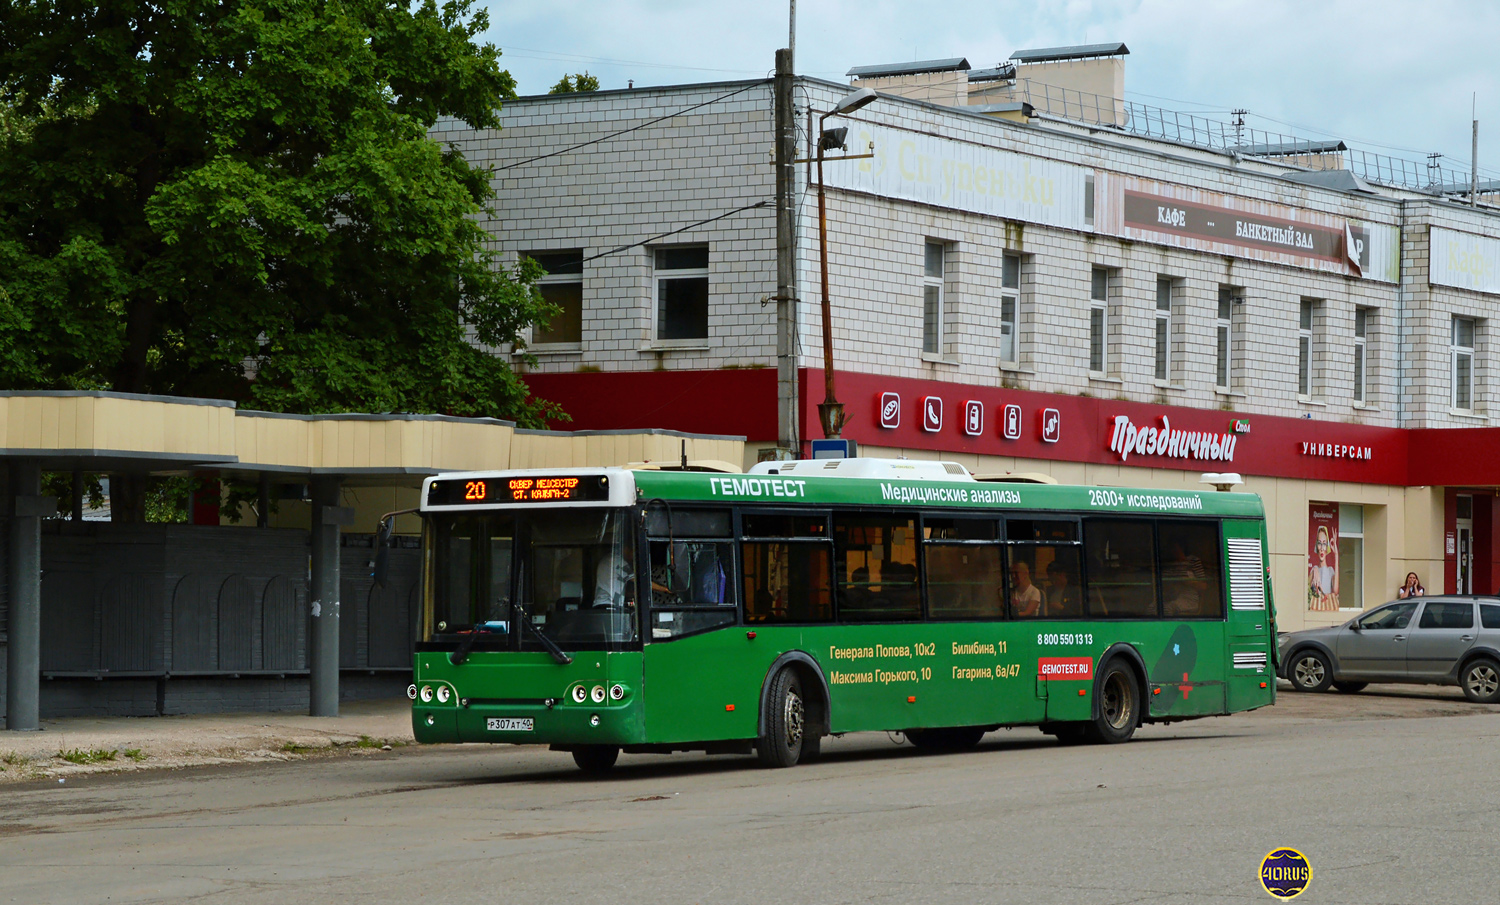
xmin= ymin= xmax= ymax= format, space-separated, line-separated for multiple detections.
xmin=373 ymin=517 xmax=394 ymax=588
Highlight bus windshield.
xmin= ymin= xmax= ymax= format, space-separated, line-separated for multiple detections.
xmin=427 ymin=508 xmax=638 ymax=651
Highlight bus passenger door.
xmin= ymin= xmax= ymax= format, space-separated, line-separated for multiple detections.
xmin=1223 ymin=519 xmax=1274 ymax=711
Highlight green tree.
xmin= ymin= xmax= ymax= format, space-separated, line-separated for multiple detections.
xmin=0 ymin=0 xmax=558 ymax=425
xmin=549 ymin=71 xmax=600 ymax=94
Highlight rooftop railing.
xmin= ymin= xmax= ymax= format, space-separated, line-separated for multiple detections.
xmin=1013 ymin=80 xmax=1497 ymax=202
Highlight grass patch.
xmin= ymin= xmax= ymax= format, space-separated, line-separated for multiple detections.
xmin=280 ymin=742 xmax=317 ymax=754
xmin=57 ymin=747 xmax=117 ymax=765
xmin=353 ymin=735 xmax=382 ymax=749
xmin=122 ymin=749 xmax=146 ymax=762
xmin=0 ymin=752 xmax=26 ymax=767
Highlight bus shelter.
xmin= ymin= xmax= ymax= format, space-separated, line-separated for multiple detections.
xmin=0 ymin=390 xmax=743 ymax=728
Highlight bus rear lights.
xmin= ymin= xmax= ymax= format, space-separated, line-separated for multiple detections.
xmin=609 ymin=684 xmax=626 ymax=702
xmin=591 ymin=686 xmax=606 ymax=704
xmin=425 ymin=714 xmax=435 ymax=726
xmin=589 ymin=714 xmax=601 ymax=727
xmin=406 ymin=684 xmax=418 ymax=700
xmin=419 ymin=685 xmax=434 ymax=703
xmin=571 ymin=685 xmax=588 ymax=704
xmin=436 ymin=686 xmax=451 ymax=704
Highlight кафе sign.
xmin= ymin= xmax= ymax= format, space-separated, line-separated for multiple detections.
xmin=1104 ymin=174 xmax=1401 ymax=283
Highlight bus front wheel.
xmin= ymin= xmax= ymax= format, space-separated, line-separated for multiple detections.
xmin=757 ymin=668 xmax=805 ymax=768
xmin=572 ymin=745 xmax=620 ymax=774
xmin=1086 ymin=661 xmax=1140 ymax=744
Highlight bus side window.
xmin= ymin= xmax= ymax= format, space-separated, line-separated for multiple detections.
xmin=742 ymin=540 xmax=833 ymax=624
xmin=924 ymin=517 xmax=1004 ymax=621
xmin=1158 ymin=521 xmax=1223 ymax=618
xmin=1084 ymin=519 xmax=1159 ymax=618
xmin=834 ymin=514 xmax=921 ymax=622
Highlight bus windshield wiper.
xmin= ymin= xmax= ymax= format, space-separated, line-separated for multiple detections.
xmin=515 ymin=601 xmax=573 ymax=665
xmin=449 ymin=625 xmax=485 ymax=665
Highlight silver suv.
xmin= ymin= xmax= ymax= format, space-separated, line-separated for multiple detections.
xmin=1278 ymin=596 xmax=1500 ymax=703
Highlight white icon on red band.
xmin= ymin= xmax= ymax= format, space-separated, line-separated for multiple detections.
xmin=963 ymin=401 xmax=983 ymax=436
xmin=922 ymin=396 xmax=943 ymax=432
xmin=879 ymin=392 xmax=901 ymax=429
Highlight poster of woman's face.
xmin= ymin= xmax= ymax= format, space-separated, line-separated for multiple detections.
xmin=1308 ymin=504 xmax=1340 ymax=611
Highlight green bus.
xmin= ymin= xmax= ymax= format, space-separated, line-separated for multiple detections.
xmin=407 ymin=458 xmax=1276 ymax=772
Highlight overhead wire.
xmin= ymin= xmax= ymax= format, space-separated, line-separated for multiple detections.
xmin=581 ymin=201 xmax=770 ymax=264
xmin=496 ymin=81 xmax=765 ymax=172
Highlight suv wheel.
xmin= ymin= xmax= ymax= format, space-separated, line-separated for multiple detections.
xmin=1461 ymin=658 xmax=1500 ymax=704
xmin=1288 ymin=649 xmax=1333 ymax=693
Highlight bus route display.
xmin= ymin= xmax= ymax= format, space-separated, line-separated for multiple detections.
xmin=427 ymin=474 xmax=610 ymax=506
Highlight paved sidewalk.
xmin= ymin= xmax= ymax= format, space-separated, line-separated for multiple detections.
xmin=0 ymin=698 xmax=416 ymax=783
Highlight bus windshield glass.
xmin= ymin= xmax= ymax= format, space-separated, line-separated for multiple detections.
xmin=427 ymin=508 xmax=638 ymax=651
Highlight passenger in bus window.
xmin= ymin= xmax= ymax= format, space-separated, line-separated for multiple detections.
xmin=1011 ymin=560 xmax=1043 ymax=618
xmin=1162 ymin=540 xmax=1207 ymax=617
xmin=1046 ymin=558 xmax=1082 ymax=617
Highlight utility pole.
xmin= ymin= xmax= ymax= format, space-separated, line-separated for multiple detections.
xmin=774 ymin=47 xmax=799 ymax=456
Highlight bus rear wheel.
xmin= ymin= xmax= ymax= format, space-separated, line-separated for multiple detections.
xmin=907 ymin=727 xmax=986 ymax=751
xmin=1086 ymin=661 xmax=1140 ymax=744
xmin=757 ymin=668 xmax=805 ymax=768
xmin=571 ymin=745 xmax=620 ymax=774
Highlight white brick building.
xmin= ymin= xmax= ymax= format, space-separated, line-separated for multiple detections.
xmin=437 ymin=53 xmax=1500 ymax=630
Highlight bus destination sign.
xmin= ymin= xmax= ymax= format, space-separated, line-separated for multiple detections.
xmin=428 ymin=474 xmax=610 ymax=506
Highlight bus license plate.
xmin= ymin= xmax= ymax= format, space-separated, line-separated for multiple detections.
xmin=486 ymin=718 xmax=533 ymax=732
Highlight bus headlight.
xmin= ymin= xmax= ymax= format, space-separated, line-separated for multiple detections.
xmin=419 ymin=685 xmax=434 ymax=703
xmin=590 ymin=714 xmax=601 ymax=727
xmin=406 ymin=684 xmax=418 ymax=700
xmin=590 ymin=685 xmax=606 ymax=704
xmin=436 ymin=686 xmax=451 ymax=704
xmin=571 ymin=685 xmax=588 ymax=704
xmin=609 ymin=684 xmax=626 ymax=702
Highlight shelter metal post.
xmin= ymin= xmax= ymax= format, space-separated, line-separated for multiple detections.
xmin=7 ymin=460 xmax=45 ymax=730
xmin=308 ymin=476 xmax=351 ymax=716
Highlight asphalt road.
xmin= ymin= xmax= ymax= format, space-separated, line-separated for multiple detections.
xmin=2 ymin=686 xmax=1496 ymax=905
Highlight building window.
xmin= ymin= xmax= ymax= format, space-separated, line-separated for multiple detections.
xmin=1154 ymin=277 xmax=1172 ymax=382
xmin=999 ymin=254 xmax=1020 ymax=364
xmin=1353 ymin=307 xmax=1369 ymax=403
xmin=922 ymin=242 xmax=945 ymax=355
xmin=526 ymin=250 xmax=583 ymax=346
xmin=1453 ymin=315 xmax=1476 ymax=410
xmin=1297 ymin=299 xmax=1316 ymax=398
xmin=654 ymin=246 xmax=709 ymax=341
xmin=1089 ymin=267 xmax=1108 ymax=373
xmin=1338 ymin=503 xmax=1364 ymax=611
xmin=1216 ymin=286 xmax=1238 ymax=390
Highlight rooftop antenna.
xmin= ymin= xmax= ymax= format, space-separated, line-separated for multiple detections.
xmin=1472 ymin=92 xmax=1480 ymax=206
xmin=1427 ymin=151 xmax=1444 ymax=190
xmin=681 ymin=439 xmax=688 ymax=470
xmin=1231 ymin=109 xmax=1247 ymax=148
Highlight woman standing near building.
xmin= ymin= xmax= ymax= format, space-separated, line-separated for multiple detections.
xmin=1397 ymin=572 xmax=1425 ymax=599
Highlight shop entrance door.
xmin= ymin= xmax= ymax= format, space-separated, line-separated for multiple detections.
xmin=1457 ymin=495 xmax=1474 ymax=595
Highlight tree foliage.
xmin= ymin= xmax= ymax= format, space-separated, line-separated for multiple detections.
xmin=549 ymin=71 xmax=600 ymax=94
xmin=0 ymin=0 xmax=559 ymax=424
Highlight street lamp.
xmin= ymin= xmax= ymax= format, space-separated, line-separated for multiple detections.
xmin=815 ymin=87 xmax=878 ymax=439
